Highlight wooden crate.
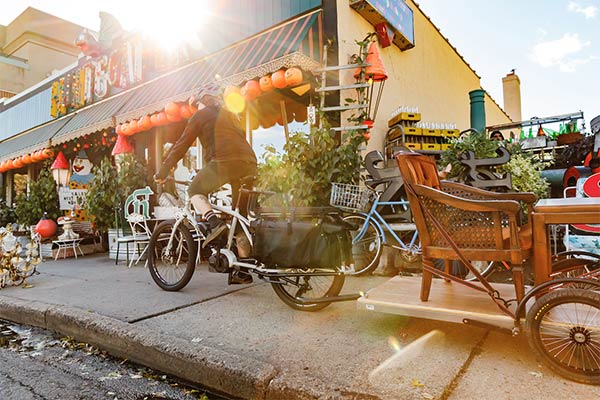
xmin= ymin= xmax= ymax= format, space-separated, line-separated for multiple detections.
xmin=422 ymin=143 xmax=441 ymax=151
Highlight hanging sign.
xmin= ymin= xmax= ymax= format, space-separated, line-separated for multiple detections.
xmin=350 ymin=0 xmax=415 ymax=50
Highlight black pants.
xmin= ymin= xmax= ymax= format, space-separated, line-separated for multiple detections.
xmin=189 ymin=160 xmax=257 ymax=213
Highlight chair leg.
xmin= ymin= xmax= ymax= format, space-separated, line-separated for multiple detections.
xmin=512 ymin=264 xmax=525 ymax=304
xmin=115 ymin=242 xmax=119 ymax=265
xmin=421 ymin=257 xmax=434 ymax=301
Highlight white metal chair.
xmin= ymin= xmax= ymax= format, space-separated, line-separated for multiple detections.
xmin=126 ymin=212 xmax=152 ymax=268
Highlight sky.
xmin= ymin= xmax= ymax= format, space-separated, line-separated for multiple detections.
xmin=2 ymin=1 xmax=599 ymax=133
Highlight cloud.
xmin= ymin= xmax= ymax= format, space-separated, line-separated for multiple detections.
xmin=530 ymin=33 xmax=592 ymax=72
xmin=567 ymin=1 xmax=598 ymax=19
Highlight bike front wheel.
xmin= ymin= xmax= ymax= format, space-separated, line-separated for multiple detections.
xmin=342 ymin=214 xmax=382 ymax=275
xmin=148 ymin=220 xmax=197 ymax=291
xmin=271 ymin=271 xmax=345 ymax=312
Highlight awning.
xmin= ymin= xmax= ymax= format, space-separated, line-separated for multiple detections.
xmin=0 ymin=115 xmax=73 ymax=163
xmin=51 ymin=91 xmax=134 ymax=146
xmin=116 ymin=9 xmax=322 ymax=123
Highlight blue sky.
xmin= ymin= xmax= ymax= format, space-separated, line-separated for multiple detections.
xmin=3 ymin=1 xmax=599 ymax=134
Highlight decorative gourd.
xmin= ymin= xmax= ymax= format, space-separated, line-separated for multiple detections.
xmin=259 ymin=75 xmax=273 ymax=92
xmin=284 ymin=67 xmax=303 ymax=87
xmin=241 ymin=80 xmax=261 ymax=101
xmin=35 ymin=213 xmax=58 ymax=239
xmin=271 ymin=70 xmax=287 ymax=89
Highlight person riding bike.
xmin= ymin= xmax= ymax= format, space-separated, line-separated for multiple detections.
xmin=154 ymin=83 xmax=257 ymax=284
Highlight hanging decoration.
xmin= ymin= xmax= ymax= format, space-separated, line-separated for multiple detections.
xmin=111 ymin=133 xmax=134 ymax=156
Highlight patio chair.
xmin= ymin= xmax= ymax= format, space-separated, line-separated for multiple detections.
xmin=396 ymin=152 xmax=537 ymax=304
xmin=126 ymin=212 xmax=152 ymax=268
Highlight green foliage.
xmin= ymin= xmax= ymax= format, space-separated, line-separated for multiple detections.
xmin=116 ymin=153 xmax=147 ymax=204
xmin=14 ymin=167 xmax=60 ymax=227
xmin=439 ymin=131 xmax=499 ymax=179
xmin=498 ymin=152 xmax=551 ymax=199
xmin=86 ymin=157 xmax=119 ymax=233
xmin=257 ymin=118 xmax=365 ymax=206
xmin=0 ymin=198 xmax=15 ymax=227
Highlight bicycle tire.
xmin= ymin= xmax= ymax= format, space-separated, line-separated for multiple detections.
xmin=464 ymin=261 xmax=502 ymax=282
xmin=526 ymin=288 xmax=600 ymax=385
xmin=342 ymin=214 xmax=382 ymax=275
xmin=148 ymin=220 xmax=197 ymax=291
xmin=271 ymin=271 xmax=345 ymax=312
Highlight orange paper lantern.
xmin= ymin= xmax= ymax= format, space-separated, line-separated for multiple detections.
xmin=259 ymin=75 xmax=273 ymax=92
xmin=42 ymin=149 xmax=54 ymax=159
xmin=12 ymin=158 xmax=23 ymax=169
xmin=140 ymin=115 xmax=153 ymax=130
xmin=165 ymin=102 xmax=180 ymax=117
xmin=271 ymin=69 xmax=287 ymax=89
xmin=21 ymin=154 xmax=32 ymax=165
xmin=115 ymin=124 xmax=122 ymax=135
xmin=150 ymin=114 xmax=159 ymax=126
xmin=156 ymin=111 xmax=169 ymax=126
xmin=129 ymin=119 xmax=140 ymax=134
xmin=241 ymin=80 xmax=261 ymax=101
xmin=284 ymin=67 xmax=303 ymax=87
xmin=167 ymin=112 xmax=182 ymax=123
xmin=180 ymin=104 xmax=192 ymax=119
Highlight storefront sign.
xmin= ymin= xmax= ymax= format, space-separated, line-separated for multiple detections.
xmin=59 ymin=187 xmax=88 ymax=211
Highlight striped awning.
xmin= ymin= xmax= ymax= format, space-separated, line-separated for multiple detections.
xmin=51 ymin=91 xmax=134 ymax=146
xmin=0 ymin=115 xmax=73 ymax=163
xmin=116 ymin=9 xmax=322 ymax=123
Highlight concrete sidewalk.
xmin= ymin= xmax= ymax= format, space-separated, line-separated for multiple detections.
xmin=0 ymin=254 xmax=597 ymax=399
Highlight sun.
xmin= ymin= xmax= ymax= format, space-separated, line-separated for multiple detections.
xmin=114 ymin=1 xmax=214 ymax=52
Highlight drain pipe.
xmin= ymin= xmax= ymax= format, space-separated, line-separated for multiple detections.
xmin=469 ymin=89 xmax=486 ymax=134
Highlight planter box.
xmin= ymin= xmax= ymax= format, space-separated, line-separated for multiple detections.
xmin=557 ymin=132 xmax=583 ymax=146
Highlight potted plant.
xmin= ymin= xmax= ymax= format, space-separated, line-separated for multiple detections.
xmin=14 ymin=167 xmax=60 ymax=230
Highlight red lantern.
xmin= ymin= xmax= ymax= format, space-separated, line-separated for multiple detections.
xmin=165 ymin=102 xmax=180 ymax=118
xmin=241 ymin=80 xmax=261 ymax=101
xmin=140 ymin=115 xmax=153 ymax=130
xmin=35 ymin=213 xmax=58 ymax=239
xmin=271 ymin=70 xmax=287 ymax=89
xmin=259 ymin=75 xmax=273 ymax=92
xmin=180 ymin=104 xmax=192 ymax=119
xmin=284 ymin=67 xmax=303 ymax=87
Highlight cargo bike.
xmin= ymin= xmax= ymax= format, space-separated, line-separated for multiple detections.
xmin=355 ymin=152 xmax=600 ymax=385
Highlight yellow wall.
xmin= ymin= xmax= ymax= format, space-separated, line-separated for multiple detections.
xmin=336 ymin=0 xmax=511 ymax=152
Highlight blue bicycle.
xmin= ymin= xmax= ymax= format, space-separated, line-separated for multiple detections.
xmin=330 ymin=182 xmax=421 ymax=275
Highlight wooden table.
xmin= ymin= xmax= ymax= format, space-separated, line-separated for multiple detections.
xmin=532 ymin=197 xmax=600 ymax=285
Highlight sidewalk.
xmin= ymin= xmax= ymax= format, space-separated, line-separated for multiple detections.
xmin=0 ymin=254 xmax=597 ymax=399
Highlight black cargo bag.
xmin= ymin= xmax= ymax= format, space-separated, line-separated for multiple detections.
xmin=251 ymin=209 xmax=352 ymax=269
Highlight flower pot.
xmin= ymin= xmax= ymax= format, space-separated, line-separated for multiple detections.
xmin=557 ymin=132 xmax=583 ymax=146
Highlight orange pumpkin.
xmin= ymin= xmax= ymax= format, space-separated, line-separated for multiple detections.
xmin=140 ymin=115 xmax=153 ymax=130
xmin=259 ymin=75 xmax=273 ymax=92
xmin=271 ymin=69 xmax=287 ymax=89
xmin=180 ymin=104 xmax=192 ymax=119
xmin=164 ymin=102 xmax=180 ymax=117
xmin=284 ymin=67 xmax=303 ymax=87
xmin=241 ymin=80 xmax=261 ymax=101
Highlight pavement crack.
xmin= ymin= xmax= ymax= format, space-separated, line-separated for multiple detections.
xmin=438 ymin=329 xmax=490 ymax=400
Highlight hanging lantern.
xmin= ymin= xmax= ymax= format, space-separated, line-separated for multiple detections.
xmin=140 ymin=115 xmax=153 ymax=130
xmin=156 ymin=111 xmax=169 ymax=126
xmin=120 ymin=122 xmax=131 ymax=136
xmin=165 ymin=102 xmax=180 ymax=118
xmin=42 ymin=149 xmax=55 ymax=159
xmin=115 ymin=124 xmax=123 ymax=135
xmin=150 ymin=113 xmax=159 ymax=126
xmin=284 ymin=67 xmax=303 ymax=87
xmin=128 ymin=119 xmax=139 ymax=134
xmin=353 ymin=41 xmax=388 ymax=122
xmin=259 ymin=75 xmax=273 ymax=92
xmin=21 ymin=154 xmax=32 ymax=165
xmin=51 ymin=151 xmax=70 ymax=187
xmin=35 ymin=213 xmax=58 ymax=239
xmin=241 ymin=80 xmax=261 ymax=101
xmin=167 ymin=112 xmax=182 ymax=123
xmin=271 ymin=70 xmax=287 ymax=89
xmin=188 ymin=102 xmax=198 ymax=115
xmin=111 ymin=134 xmax=134 ymax=156
xmin=180 ymin=104 xmax=192 ymax=119
xmin=12 ymin=158 xmax=23 ymax=169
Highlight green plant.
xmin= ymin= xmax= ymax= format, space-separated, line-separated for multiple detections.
xmin=86 ymin=157 xmax=119 ymax=234
xmin=116 ymin=153 xmax=147 ymax=204
xmin=439 ymin=131 xmax=499 ymax=180
xmin=498 ymin=152 xmax=551 ymax=199
xmin=14 ymin=167 xmax=60 ymax=227
xmin=0 ymin=198 xmax=15 ymax=227
xmin=258 ymin=117 xmax=365 ymax=206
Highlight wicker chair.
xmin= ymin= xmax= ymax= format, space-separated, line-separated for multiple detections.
xmin=396 ymin=152 xmax=537 ymax=304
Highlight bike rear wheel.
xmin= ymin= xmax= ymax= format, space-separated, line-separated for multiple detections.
xmin=342 ymin=214 xmax=382 ymax=275
xmin=148 ymin=220 xmax=197 ymax=291
xmin=271 ymin=271 xmax=345 ymax=311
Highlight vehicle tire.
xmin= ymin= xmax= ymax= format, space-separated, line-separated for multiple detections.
xmin=271 ymin=271 xmax=345 ymax=312
xmin=148 ymin=220 xmax=197 ymax=291
xmin=464 ymin=261 xmax=504 ymax=281
xmin=342 ymin=214 xmax=382 ymax=275
xmin=526 ymin=288 xmax=600 ymax=385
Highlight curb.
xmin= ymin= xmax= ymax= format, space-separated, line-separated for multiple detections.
xmin=0 ymin=296 xmax=379 ymax=400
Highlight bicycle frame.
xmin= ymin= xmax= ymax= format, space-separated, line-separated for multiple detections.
xmin=355 ymin=195 xmax=420 ymax=254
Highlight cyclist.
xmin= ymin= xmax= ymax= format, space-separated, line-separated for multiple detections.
xmin=154 ymin=83 xmax=257 ymax=283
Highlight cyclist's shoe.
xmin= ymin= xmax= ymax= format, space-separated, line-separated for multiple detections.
xmin=228 ymin=270 xmax=253 ymax=284
xmin=202 ymin=220 xmax=227 ymax=248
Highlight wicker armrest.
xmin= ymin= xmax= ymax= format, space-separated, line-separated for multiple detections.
xmin=441 ymin=181 xmax=537 ymax=204
xmin=414 ymin=184 xmax=521 ymax=214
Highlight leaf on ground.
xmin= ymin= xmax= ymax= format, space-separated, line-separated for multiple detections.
xmin=22 ymin=284 xmax=34 ymax=288
xmin=422 ymin=393 xmax=434 ymax=399
xmin=412 ymin=379 xmax=425 ymax=387
xmin=191 ymin=337 xmax=203 ymax=343
xmin=529 ymin=371 xmax=543 ymax=378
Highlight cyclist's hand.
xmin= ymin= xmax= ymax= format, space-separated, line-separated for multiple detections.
xmin=154 ymin=174 xmax=167 ymax=185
